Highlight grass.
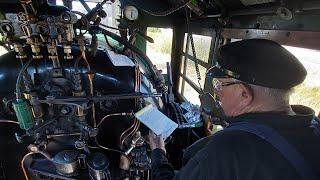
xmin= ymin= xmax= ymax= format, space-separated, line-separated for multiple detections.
xmin=291 ymin=83 xmax=320 ymax=114
xmin=147 ymin=27 xmax=173 ymax=55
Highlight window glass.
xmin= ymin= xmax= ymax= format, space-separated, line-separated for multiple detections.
xmin=284 ymin=46 xmax=320 ymax=115
xmin=146 ymin=27 xmax=173 ymax=73
xmin=183 ymin=82 xmax=201 ymax=105
xmin=0 ymin=46 xmax=7 ymax=56
xmin=185 ymin=58 xmax=206 ymax=88
xmin=187 ymin=34 xmax=211 ymax=63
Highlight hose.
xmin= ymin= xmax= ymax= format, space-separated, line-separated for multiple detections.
xmin=16 ymin=58 xmax=33 ymax=99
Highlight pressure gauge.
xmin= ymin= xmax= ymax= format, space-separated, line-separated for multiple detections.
xmin=124 ymin=6 xmax=139 ymax=21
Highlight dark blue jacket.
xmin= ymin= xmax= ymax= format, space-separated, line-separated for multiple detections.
xmin=151 ymin=105 xmax=320 ymax=180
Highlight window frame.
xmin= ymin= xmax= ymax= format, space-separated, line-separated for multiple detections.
xmin=178 ymin=30 xmax=219 ymax=103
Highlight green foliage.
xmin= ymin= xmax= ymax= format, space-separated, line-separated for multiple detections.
xmin=147 ymin=28 xmax=210 ymax=61
xmin=159 ymin=38 xmax=172 ymax=54
xmin=148 ymin=27 xmax=161 ymax=33
xmin=147 ymin=28 xmax=172 ymax=55
xmin=291 ymin=83 xmax=320 ymax=114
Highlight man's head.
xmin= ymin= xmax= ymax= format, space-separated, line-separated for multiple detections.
xmin=206 ymin=39 xmax=306 ymax=117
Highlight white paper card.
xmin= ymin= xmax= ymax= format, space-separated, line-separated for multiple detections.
xmin=135 ymin=105 xmax=178 ymax=139
xmin=107 ymin=50 xmax=135 ymax=67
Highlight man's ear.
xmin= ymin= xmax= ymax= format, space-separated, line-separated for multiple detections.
xmin=239 ymin=83 xmax=254 ymax=106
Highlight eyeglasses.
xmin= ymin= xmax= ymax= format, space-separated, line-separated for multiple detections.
xmin=212 ymin=78 xmax=243 ymax=91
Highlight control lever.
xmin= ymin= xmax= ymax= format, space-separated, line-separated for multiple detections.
xmin=124 ymin=131 xmax=144 ymax=155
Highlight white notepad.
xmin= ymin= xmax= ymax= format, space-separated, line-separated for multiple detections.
xmin=107 ymin=50 xmax=135 ymax=67
xmin=135 ymin=105 xmax=178 ymax=139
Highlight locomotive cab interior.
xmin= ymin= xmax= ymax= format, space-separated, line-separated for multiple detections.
xmin=0 ymin=0 xmax=319 ymax=179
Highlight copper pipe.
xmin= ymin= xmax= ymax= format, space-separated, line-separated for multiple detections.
xmin=94 ymin=138 xmax=124 ymax=154
xmin=21 ymin=152 xmax=35 ymax=180
xmin=0 ymin=120 xmax=19 ymax=125
xmin=88 ymin=72 xmax=96 ymax=127
xmin=46 ymin=132 xmax=81 ymax=138
xmin=120 ymin=66 xmax=142 ymax=147
xmin=97 ymin=112 xmax=132 ymax=127
xmin=121 ymin=120 xmax=140 ymax=146
xmin=120 ymin=119 xmax=137 ymax=147
xmin=21 ymin=150 xmax=52 ymax=180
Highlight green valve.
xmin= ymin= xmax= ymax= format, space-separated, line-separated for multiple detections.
xmin=12 ymin=98 xmax=35 ymax=130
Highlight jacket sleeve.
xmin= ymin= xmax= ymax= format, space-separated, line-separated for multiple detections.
xmin=151 ymin=146 xmax=208 ymax=180
xmin=151 ymin=148 xmax=175 ymax=180
xmin=151 ymin=132 xmax=257 ymax=180
xmin=151 ymin=136 xmax=211 ymax=180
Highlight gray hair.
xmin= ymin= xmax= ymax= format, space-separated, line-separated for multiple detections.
xmin=249 ymin=84 xmax=292 ymax=105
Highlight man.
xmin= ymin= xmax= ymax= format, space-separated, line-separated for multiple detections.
xmin=149 ymin=39 xmax=320 ymax=180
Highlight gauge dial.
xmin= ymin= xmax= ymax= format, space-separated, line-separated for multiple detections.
xmin=124 ymin=6 xmax=139 ymax=21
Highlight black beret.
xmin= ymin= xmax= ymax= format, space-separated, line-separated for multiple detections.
xmin=207 ymin=39 xmax=307 ymax=89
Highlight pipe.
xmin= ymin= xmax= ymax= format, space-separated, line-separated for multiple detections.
xmin=0 ymin=119 xmax=19 ymax=125
xmin=94 ymin=138 xmax=125 ymax=154
xmin=46 ymin=132 xmax=81 ymax=138
xmin=119 ymin=119 xmax=137 ymax=146
xmin=21 ymin=151 xmax=52 ymax=180
xmin=21 ymin=152 xmax=35 ymax=180
xmin=97 ymin=112 xmax=133 ymax=127
xmin=121 ymin=120 xmax=140 ymax=147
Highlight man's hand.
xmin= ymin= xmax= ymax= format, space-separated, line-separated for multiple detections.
xmin=148 ymin=131 xmax=166 ymax=154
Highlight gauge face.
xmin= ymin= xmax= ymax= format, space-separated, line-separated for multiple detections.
xmin=124 ymin=6 xmax=139 ymax=21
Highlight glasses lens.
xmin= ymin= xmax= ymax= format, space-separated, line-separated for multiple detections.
xmin=212 ymin=78 xmax=222 ymax=91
